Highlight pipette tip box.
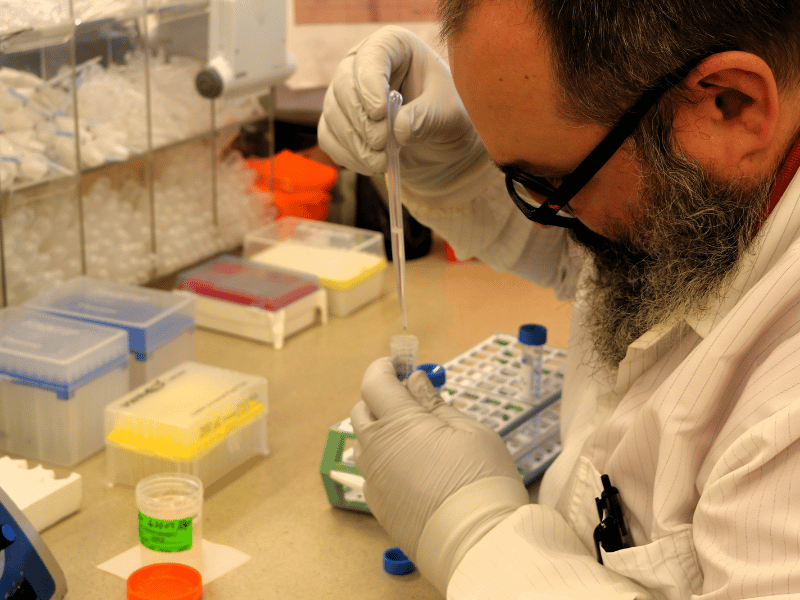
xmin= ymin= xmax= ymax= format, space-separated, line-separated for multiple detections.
xmin=0 ymin=307 xmax=130 ymax=467
xmin=175 ymin=255 xmax=327 ymax=349
xmin=244 ymin=217 xmax=387 ymax=317
xmin=105 ymin=361 xmax=269 ymax=488
xmin=24 ymin=276 xmax=196 ymax=391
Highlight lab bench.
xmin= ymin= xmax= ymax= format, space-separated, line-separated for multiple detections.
xmin=34 ymin=241 xmax=572 ymax=599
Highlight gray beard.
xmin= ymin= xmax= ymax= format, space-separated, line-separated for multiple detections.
xmin=568 ymin=143 xmax=774 ymax=370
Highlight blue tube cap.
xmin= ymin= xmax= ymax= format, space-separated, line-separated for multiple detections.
xmin=416 ymin=363 xmax=446 ymax=389
xmin=518 ymin=324 xmax=547 ymax=346
xmin=383 ymin=547 xmax=416 ymax=575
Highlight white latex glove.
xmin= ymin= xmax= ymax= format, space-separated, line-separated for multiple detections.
xmin=351 ymin=357 xmax=529 ymax=594
xmin=318 ymin=26 xmax=492 ymax=201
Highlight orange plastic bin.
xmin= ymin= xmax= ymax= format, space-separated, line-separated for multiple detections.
xmin=247 ymin=149 xmax=338 ymax=221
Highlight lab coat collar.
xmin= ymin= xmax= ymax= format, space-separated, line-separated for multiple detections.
xmin=613 ymin=317 xmax=689 ymax=394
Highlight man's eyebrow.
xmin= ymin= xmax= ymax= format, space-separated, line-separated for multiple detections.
xmin=492 ymin=159 xmax=569 ymax=178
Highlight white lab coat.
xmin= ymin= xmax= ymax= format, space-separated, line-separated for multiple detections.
xmin=405 ymin=163 xmax=800 ymax=599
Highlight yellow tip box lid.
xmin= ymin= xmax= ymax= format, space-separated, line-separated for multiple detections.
xmin=250 ymin=242 xmax=386 ymax=290
xmin=105 ymin=361 xmax=268 ymax=461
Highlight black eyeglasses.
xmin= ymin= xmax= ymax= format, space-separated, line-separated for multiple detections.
xmin=505 ymin=41 xmax=733 ymax=228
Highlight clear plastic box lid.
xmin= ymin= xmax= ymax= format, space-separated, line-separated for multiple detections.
xmin=105 ymin=361 xmax=268 ymax=461
xmin=251 ymin=216 xmax=385 ymax=254
xmin=0 ymin=307 xmax=128 ymax=399
xmin=175 ymin=255 xmax=320 ymax=311
xmin=245 ymin=217 xmax=387 ymax=289
xmin=24 ymin=277 xmax=195 ymax=359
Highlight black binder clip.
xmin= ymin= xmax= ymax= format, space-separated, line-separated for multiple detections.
xmin=593 ymin=474 xmax=632 ymax=564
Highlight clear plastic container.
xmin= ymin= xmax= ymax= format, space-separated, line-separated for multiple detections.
xmin=24 ymin=276 xmax=196 ymax=390
xmin=175 ymin=255 xmax=327 ymax=349
xmin=390 ymin=334 xmax=419 ymax=381
xmin=105 ymin=361 xmax=268 ymax=488
xmin=0 ymin=307 xmax=129 ymax=466
xmin=136 ymin=472 xmax=203 ymax=572
xmin=244 ymin=217 xmax=387 ymax=317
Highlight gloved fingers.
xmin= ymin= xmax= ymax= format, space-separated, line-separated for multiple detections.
xmin=345 ymin=55 xmax=393 ymax=154
xmin=405 ymin=369 xmax=446 ymax=411
xmin=317 ymin=111 xmax=386 ymax=175
xmin=319 ymin=59 xmax=388 ymax=173
xmin=388 ymin=45 xmax=473 ymax=146
xmin=349 ymin=400 xmax=377 ymax=440
xmin=400 ymin=371 xmax=497 ymax=429
xmin=351 ymin=26 xmax=459 ymax=151
xmin=395 ymin=95 xmax=473 ymax=146
xmin=429 ymin=400 xmax=500 ymax=431
xmin=393 ymin=102 xmax=427 ymax=146
xmin=360 ymin=357 xmax=432 ymax=420
xmin=351 ymin=438 xmax=363 ymax=464
xmin=350 ymin=25 xmax=417 ymax=121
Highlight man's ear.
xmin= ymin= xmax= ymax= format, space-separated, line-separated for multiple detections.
xmin=672 ymin=51 xmax=779 ymax=180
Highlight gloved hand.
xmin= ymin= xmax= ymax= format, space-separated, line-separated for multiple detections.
xmin=318 ymin=26 xmax=492 ymax=201
xmin=351 ymin=357 xmax=529 ymax=594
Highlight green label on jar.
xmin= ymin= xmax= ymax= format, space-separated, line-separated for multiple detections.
xmin=138 ymin=512 xmax=193 ymax=552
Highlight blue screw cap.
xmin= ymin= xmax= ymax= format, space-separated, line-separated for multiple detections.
xmin=518 ymin=324 xmax=547 ymax=346
xmin=416 ymin=363 xmax=446 ymax=389
xmin=383 ymin=547 xmax=415 ymax=575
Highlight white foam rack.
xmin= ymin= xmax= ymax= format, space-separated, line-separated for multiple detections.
xmin=320 ymin=332 xmax=565 ymax=513
xmin=0 ymin=456 xmax=82 ymax=531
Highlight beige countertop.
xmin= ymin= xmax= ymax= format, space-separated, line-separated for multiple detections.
xmin=38 ymin=238 xmax=573 ymax=600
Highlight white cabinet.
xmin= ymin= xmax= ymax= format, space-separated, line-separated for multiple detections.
xmin=0 ymin=0 xmax=290 ymax=304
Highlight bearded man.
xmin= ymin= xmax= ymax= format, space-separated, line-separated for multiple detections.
xmin=319 ymin=0 xmax=800 ymax=597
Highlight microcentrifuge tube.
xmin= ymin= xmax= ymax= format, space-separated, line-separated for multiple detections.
xmin=391 ymin=334 xmax=419 ymax=381
xmin=518 ymin=324 xmax=547 ymax=405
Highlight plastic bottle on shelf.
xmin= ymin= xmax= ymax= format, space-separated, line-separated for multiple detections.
xmin=518 ymin=324 xmax=547 ymax=406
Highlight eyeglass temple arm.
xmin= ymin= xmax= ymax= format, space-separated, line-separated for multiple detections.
xmin=539 ymin=40 xmax=735 ymax=213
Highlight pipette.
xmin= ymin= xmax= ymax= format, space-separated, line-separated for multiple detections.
xmin=385 ymin=90 xmax=408 ymax=331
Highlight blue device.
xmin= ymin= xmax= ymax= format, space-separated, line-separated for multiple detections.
xmin=0 ymin=485 xmax=66 ymax=599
